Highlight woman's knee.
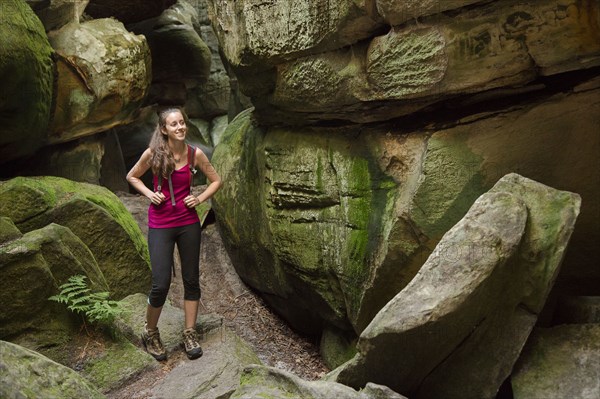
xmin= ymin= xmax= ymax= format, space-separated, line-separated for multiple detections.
xmin=149 ymin=283 xmax=170 ymax=307
xmin=183 ymin=282 xmax=201 ymax=301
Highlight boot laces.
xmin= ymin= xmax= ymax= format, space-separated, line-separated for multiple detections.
xmin=147 ymin=328 xmax=164 ymax=352
xmin=183 ymin=329 xmax=200 ymax=349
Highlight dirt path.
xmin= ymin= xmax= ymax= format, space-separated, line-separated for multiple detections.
xmin=194 ymin=223 xmax=328 ymax=380
xmin=108 ymin=194 xmax=329 ymax=398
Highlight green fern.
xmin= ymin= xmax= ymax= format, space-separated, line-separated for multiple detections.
xmin=49 ymin=275 xmax=124 ymax=328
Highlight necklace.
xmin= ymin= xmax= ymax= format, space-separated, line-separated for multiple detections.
xmin=172 ymin=147 xmax=186 ymax=163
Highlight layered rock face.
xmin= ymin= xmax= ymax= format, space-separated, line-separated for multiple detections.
xmin=212 ymin=85 xmax=598 ymax=336
xmin=208 ymin=3 xmax=599 ymax=392
xmin=207 ymin=0 xmax=600 ymax=123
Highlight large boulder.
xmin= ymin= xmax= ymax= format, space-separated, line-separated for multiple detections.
xmin=0 ymin=0 xmax=55 ymax=163
xmin=333 ymin=174 xmax=581 ymax=399
xmin=213 ymin=108 xmax=398 ymax=334
xmin=47 ymin=18 xmax=151 ymax=142
xmin=81 ymin=340 xmax=156 ymax=393
xmin=208 ymin=0 xmax=600 ymax=124
xmin=0 ymin=340 xmax=106 ymax=399
xmin=185 ymin=0 xmax=235 ymax=119
xmin=0 ymin=223 xmax=108 ymax=348
xmin=206 ymin=0 xmax=382 ymax=67
xmin=152 ymin=328 xmax=262 ymax=399
xmin=230 ymin=365 xmax=407 ymax=399
xmin=211 ymin=83 xmax=599 ymax=338
xmin=128 ymin=0 xmax=211 ymax=105
xmin=0 ymin=176 xmax=151 ymax=299
xmin=26 ymin=0 xmax=89 ymax=31
xmin=512 ymin=324 xmax=600 ymax=399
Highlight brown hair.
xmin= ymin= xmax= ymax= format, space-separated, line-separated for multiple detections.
xmin=148 ymin=107 xmax=185 ymax=178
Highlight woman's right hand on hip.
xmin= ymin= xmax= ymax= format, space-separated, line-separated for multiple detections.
xmin=149 ymin=191 xmax=166 ymax=205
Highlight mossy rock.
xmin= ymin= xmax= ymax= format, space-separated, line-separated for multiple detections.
xmin=82 ymin=340 xmax=157 ymax=392
xmin=212 ymin=88 xmax=598 ymax=341
xmin=320 ymin=326 xmax=358 ymax=370
xmin=0 ymin=176 xmax=151 ymax=299
xmin=0 ymin=0 xmax=55 ymax=163
xmin=0 ymin=340 xmax=106 ymax=399
xmin=0 ymin=223 xmax=109 ymax=348
xmin=334 ymin=174 xmax=581 ymax=398
xmin=0 ymin=216 xmax=22 ymax=244
xmin=212 ymin=110 xmax=398 ymax=334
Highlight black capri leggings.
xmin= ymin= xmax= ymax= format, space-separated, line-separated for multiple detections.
xmin=147 ymin=222 xmax=201 ymax=308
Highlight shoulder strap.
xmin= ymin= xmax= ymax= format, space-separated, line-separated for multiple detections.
xmin=188 ymin=144 xmax=197 ymax=194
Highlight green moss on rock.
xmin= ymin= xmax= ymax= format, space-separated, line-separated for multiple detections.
xmin=0 ymin=223 xmax=109 ymax=348
xmin=82 ymin=340 xmax=155 ymax=392
xmin=0 ymin=176 xmax=150 ymax=299
xmin=0 ymin=217 xmax=22 ymax=244
xmin=0 ymin=340 xmax=106 ymax=399
xmin=0 ymin=0 xmax=54 ymax=161
xmin=0 ymin=178 xmax=58 ymax=225
xmin=212 ymin=110 xmax=398 ymax=334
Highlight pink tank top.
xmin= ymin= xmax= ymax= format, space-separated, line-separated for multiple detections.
xmin=148 ymin=164 xmax=200 ymax=228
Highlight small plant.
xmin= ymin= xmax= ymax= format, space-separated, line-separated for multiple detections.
xmin=49 ymin=275 xmax=125 ymax=332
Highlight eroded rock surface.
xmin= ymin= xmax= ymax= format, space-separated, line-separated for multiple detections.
xmin=211 ymin=86 xmax=598 ymax=340
xmin=0 ymin=340 xmax=106 ymax=399
xmin=47 ymin=19 xmax=151 ymax=142
xmin=333 ymin=174 xmax=581 ymax=399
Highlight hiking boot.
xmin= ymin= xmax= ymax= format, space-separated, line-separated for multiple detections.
xmin=182 ymin=327 xmax=203 ymax=360
xmin=141 ymin=323 xmax=167 ymax=361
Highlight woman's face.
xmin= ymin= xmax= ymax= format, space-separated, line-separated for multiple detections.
xmin=161 ymin=111 xmax=187 ymax=142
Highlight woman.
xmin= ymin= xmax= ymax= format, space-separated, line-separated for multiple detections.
xmin=126 ymin=107 xmax=221 ymax=361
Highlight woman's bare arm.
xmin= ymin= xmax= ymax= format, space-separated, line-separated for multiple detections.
xmin=126 ymin=148 xmax=165 ymax=205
